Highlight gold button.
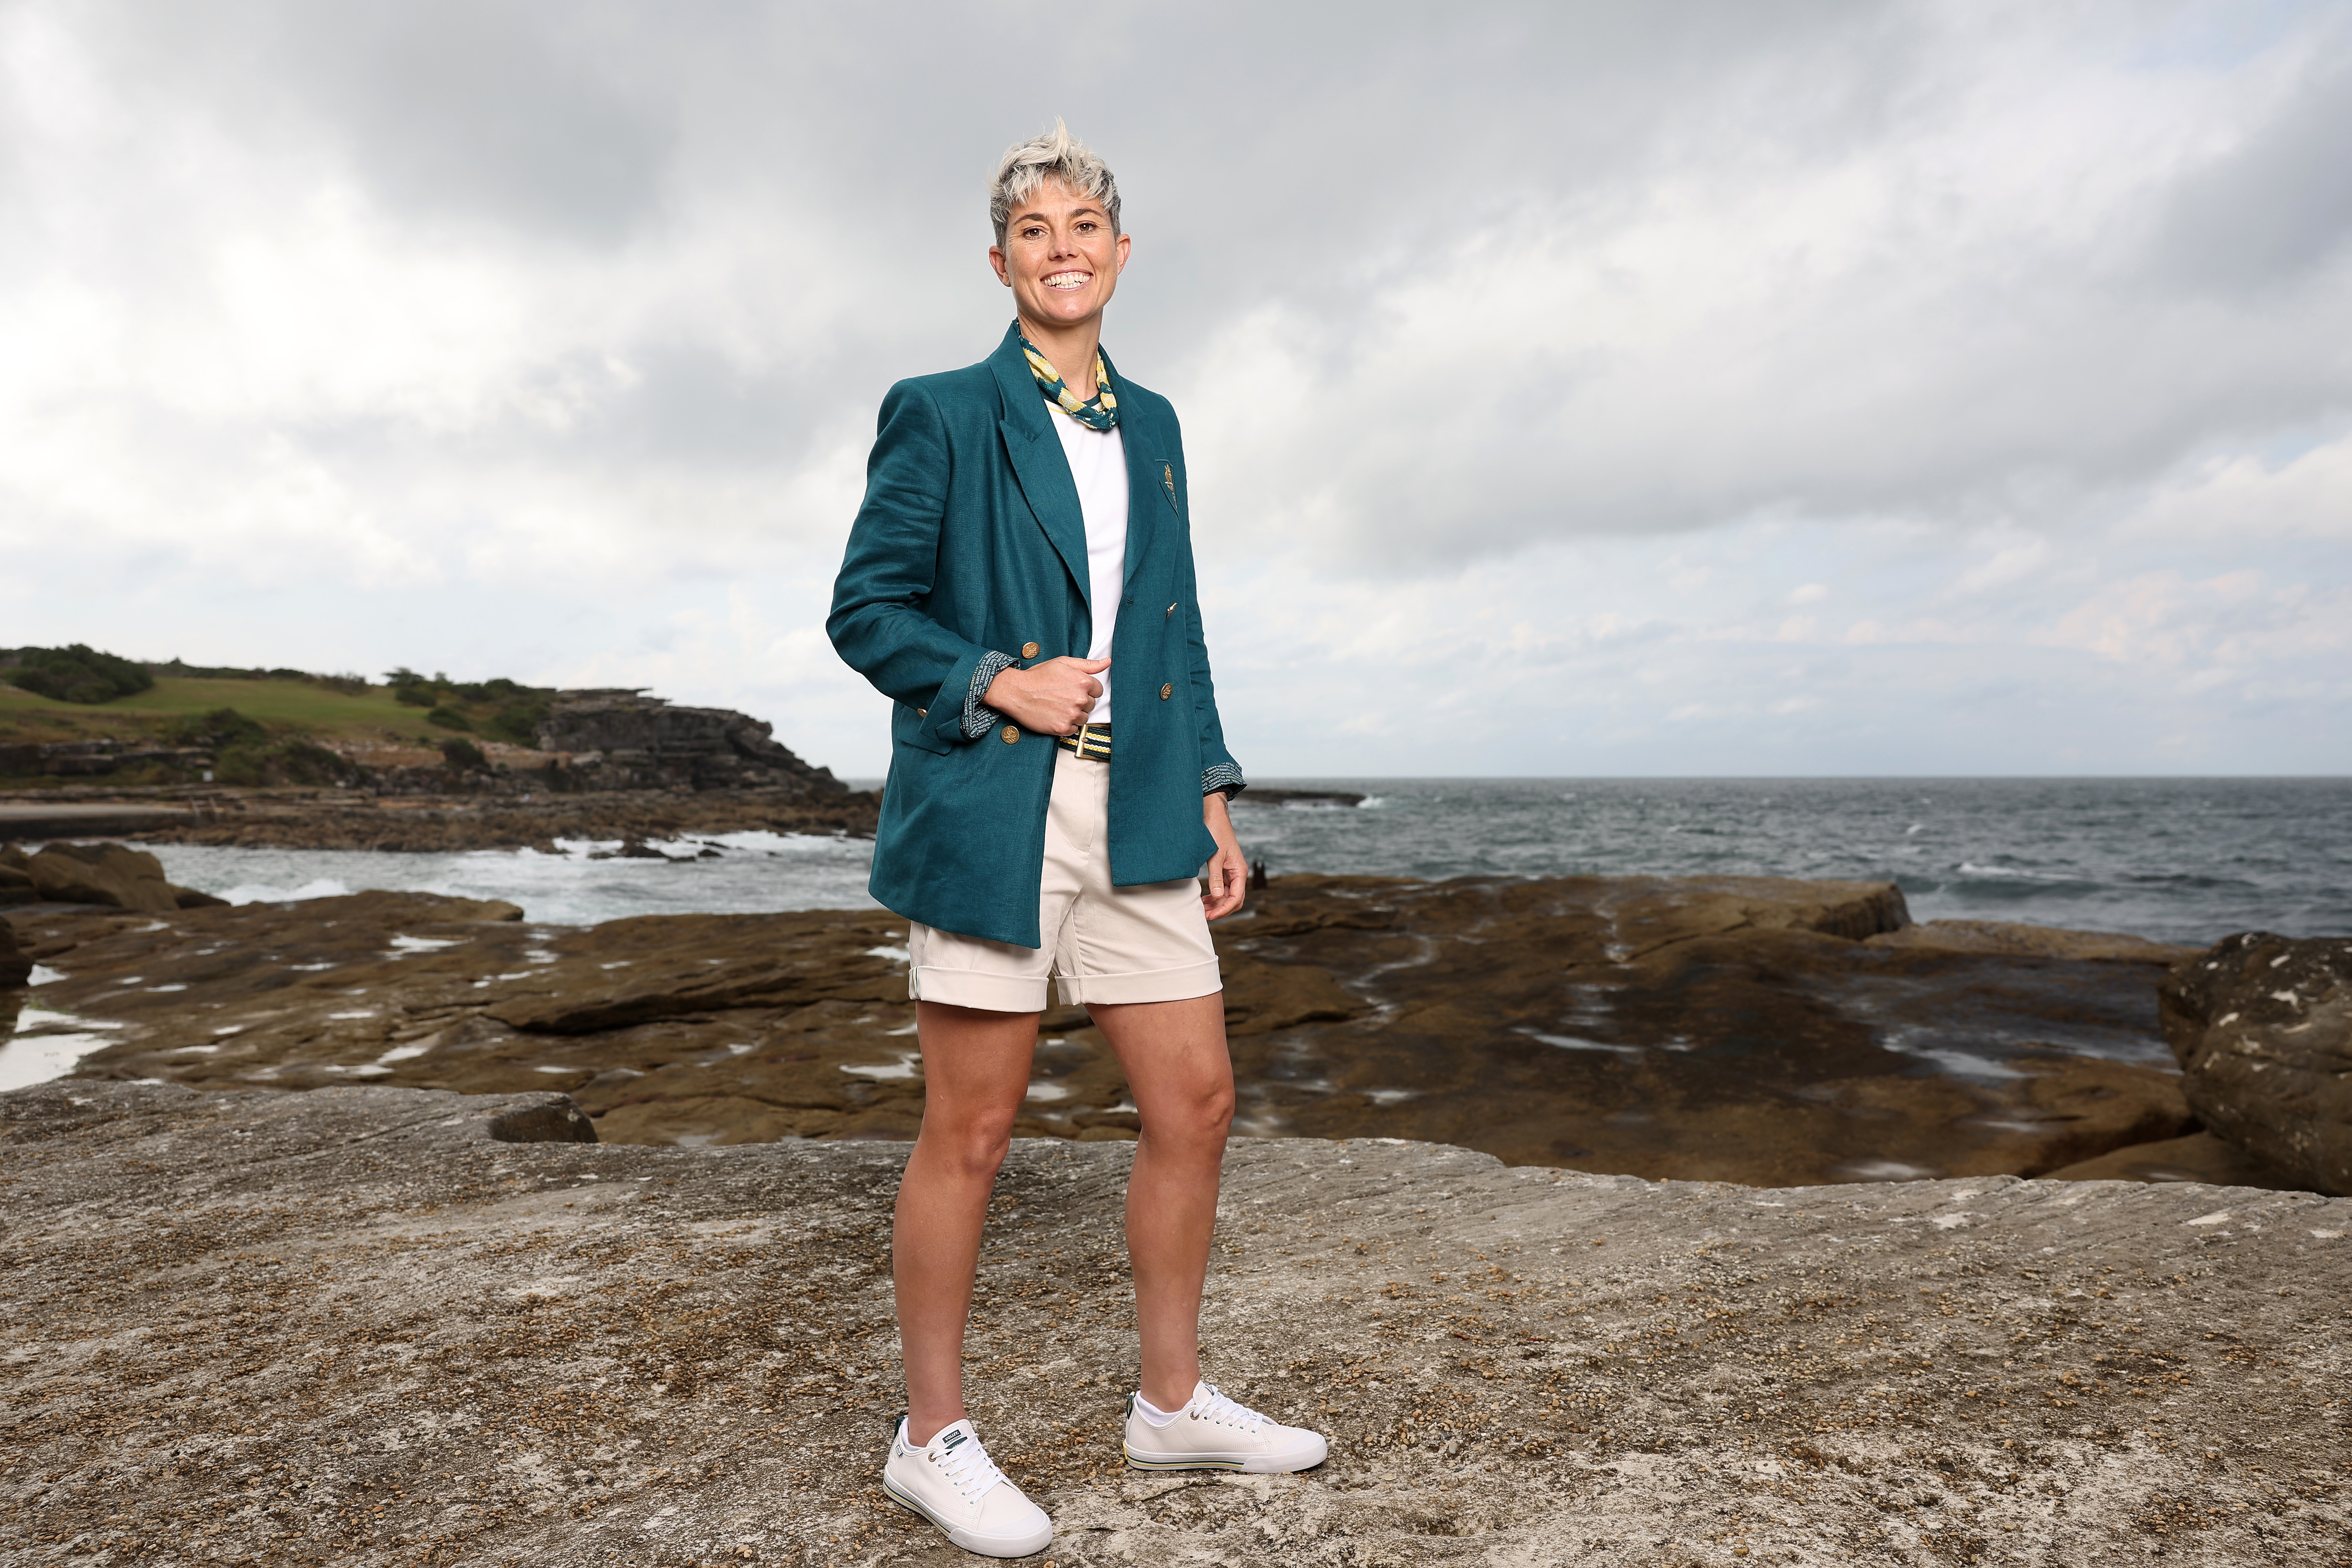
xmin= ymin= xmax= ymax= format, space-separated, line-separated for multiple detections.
xmin=916 ymin=708 xmax=927 ymax=718
xmin=1001 ymin=725 xmax=1020 ymax=744
xmin=1020 ymin=642 xmax=1040 ymax=659
xmin=1165 ymin=602 xmax=1176 ymax=616
xmin=1159 ymin=682 xmax=1173 ymax=700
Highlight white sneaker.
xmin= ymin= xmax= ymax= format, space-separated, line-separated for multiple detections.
xmin=1122 ymin=1380 xmax=1329 ymax=1474
xmin=880 ymin=1414 xmax=1053 ymax=1559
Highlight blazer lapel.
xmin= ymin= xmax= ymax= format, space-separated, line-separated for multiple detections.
xmin=1099 ymin=347 xmax=1159 ymax=588
xmin=990 ymin=328 xmax=1091 ymax=606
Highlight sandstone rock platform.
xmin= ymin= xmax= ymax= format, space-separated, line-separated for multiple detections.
xmin=2 ymin=1081 xmax=2345 ymax=1566
xmin=14 ymin=873 xmax=2207 ymax=1188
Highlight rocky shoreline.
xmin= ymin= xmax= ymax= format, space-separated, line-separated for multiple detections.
xmin=1 ymin=1080 xmax=2344 ymax=1565
xmin=7 ymin=868 xmax=2280 ymax=1190
xmin=0 ymin=783 xmax=878 ymax=852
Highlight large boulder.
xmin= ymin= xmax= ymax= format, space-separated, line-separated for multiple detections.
xmin=2160 ymin=932 xmax=2352 ymax=1196
xmin=8 ymin=841 xmax=222 ymax=912
xmin=24 ymin=841 xmax=181 ymax=912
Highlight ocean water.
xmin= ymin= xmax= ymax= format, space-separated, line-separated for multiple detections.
xmin=142 ymin=830 xmax=880 ymax=927
xmin=114 ymin=777 xmax=2351 ymax=943
xmin=1229 ymin=777 xmax=2352 ymax=947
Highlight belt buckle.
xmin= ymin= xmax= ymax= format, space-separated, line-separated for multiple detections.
xmin=1061 ymin=722 xmax=1111 ymax=761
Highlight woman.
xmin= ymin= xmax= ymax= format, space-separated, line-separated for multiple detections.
xmin=827 ymin=123 xmax=1326 ymax=1559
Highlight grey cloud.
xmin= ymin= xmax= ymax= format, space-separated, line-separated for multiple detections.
xmin=40 ymin=0 xmax=2005 ymax=560
xmin=101 ymin=0 xmax=681 ymax=243
xmin=2156 ymin=36 xmax=2352 ymax=289
xmin=578 ymin=345 xmax=844 ymax=467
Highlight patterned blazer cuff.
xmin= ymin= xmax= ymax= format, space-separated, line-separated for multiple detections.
xmin=960 ymin=651 xmax=1018 ymax=739
xmin=1201 ymin=763 xmax=1245 ymax=799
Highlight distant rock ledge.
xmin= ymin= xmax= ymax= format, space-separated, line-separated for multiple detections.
xmin=1 ymin=1080 xmax=2343 ymax=1564
xmin=2 ymin=689 xmax=879 ymax=851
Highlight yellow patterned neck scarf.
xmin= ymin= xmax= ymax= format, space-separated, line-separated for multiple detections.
xmin=1019 ymin=329 xmax=1118 ymax=431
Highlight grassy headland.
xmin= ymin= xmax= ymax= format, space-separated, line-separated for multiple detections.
xmin=0 ymin=660 xmax=559 ymax=790
xmin=0 ymin=676 xmax=426 ymax=739
xmin=0 ymin=647 xmax=878 ymax=843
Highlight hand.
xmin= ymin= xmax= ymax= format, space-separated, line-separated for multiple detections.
xmin=982 ymin=656 xmax=1109 ymax=736
xmin=1201 ymin=792 xmax=1247 ymax=921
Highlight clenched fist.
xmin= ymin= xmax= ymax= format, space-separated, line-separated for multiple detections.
xmin=983 ymin=656 xmax=1110 ymax=737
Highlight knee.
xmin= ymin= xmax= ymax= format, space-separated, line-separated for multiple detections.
xmin=922 ymin=1113 xmax=1016 ymax=1182
xmin=1148 ymin=1082 xmax=1233 ymax=1150
xmin=1200 ymin=1080 xmax=1236 ymax=1137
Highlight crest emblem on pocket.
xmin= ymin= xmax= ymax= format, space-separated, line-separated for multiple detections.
xmin=1163 ymin=464 xmax=1176 ymax=498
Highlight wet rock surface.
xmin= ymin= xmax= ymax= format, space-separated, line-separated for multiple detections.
xmin=10 ymin=873 xmax=2211 ymax=1187
xmin=1 ymin=1080 xmax=2346 ymax=1566
xmin=2161 ymin=933 xmax=2352 ymax=1196
xmin=1865 ymin=921 xmax=2197 ymax=965
xmin=1209 ymin=876 xmax=2198 ymax=1187
xmin=2042 ymin=1132 xmax=2305 ymax=1189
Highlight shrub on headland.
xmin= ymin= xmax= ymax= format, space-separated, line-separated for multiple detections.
xmin=386 ymin=667 xmax=437 ymax=706
xmin=3 ymin=645 xmax=154 ymax=704
xmin=213 ymin=737 xmax=361 ymax=788
xmin=438 ymin=737 xmax=489 ymax=773
xmin=156 ymin=707 xmax=361 ymax=788
xmin=165 ymin=708 xmax=268 ymax=750
xmin=150 ymin=658 xmax=369 ymax=691
xmin=386 ymin=670 xmax=552 ymax=746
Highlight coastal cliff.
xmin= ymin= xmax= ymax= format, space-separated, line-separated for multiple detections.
xmin=1 ymin=674 xmax=880 ymax=850
xmin=1 ymin=1081 xmax=2343 ymax=1564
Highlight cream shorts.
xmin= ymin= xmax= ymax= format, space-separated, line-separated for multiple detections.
xmin=907 ymin=745 xmax=1222 ymax=1013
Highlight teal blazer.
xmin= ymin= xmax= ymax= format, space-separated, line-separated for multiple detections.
xmin=828 ymin=324 xmax=1244 ymax=948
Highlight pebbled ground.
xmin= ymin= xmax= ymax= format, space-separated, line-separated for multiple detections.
xmin=2 ymin=1081 xmax=2345 ymax=1566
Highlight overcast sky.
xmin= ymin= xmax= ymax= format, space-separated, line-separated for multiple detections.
xmin=4 ymin=0 xmax=2348 ymax=777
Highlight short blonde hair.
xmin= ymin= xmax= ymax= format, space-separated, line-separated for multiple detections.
xmin=988 ymin=119 xmax=1121 ymax=247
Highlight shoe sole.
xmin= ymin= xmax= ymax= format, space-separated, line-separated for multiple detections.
xmin=880 ymin=1473 xmax=1053 ymax=1558
xmin=1123 ymin=1440 xmax=1329 ymax=1475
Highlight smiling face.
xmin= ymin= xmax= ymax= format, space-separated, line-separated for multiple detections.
xmin=989 ymin=178 xmax=1129 ymax=338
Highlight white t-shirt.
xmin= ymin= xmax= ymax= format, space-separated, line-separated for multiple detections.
xmin=1046 ymin=405 xmax=1128 ymax=725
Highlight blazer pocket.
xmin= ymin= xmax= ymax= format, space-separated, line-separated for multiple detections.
xmin=1153 ymin=457 xmax=1182 ymax=515
xmin=893 ymin=702 xmax=953 ymax=756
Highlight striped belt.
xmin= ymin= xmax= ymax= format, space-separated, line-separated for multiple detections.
xmin=1056 ymin=722 xmax=1111 ymax=761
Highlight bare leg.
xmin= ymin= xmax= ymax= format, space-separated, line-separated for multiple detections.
xmin=1086 ymin=993 xmax=1235 ymax=1413
xmin=895 ymin=1000 xmax=1037 ymax=1445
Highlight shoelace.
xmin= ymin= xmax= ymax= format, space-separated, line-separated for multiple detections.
xmin=930 ymin=1430 xmax=1008 ymax=1502
xmin=1189 ymin=1383 xmax=1269 ymax=1433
